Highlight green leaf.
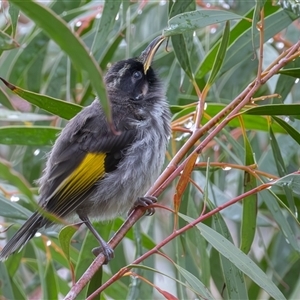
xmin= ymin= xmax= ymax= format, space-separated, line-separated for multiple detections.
xmin=207 ymin=200 xmax=248 ymax=299
xmin=240 ymin=133 xmax=257 ymax=254
xmin=0 ymin=194 xmax=32 ymax=219
xmin=92 ymin=0 xmax=122 ymax=60
xmin=243 ymin=104 xmax=300 ymax=118
xmin=8 ymin=31 xmax=49 ymax=87
xmin=197 ymin=6 xmax=296 ymax=78
xmin=164 ymin=10 xmax=242 ymax=36
xmin=180 ymin=214 xmax=286 ymax=300
xmin=0 ymin=263 xmax=14 ymax=300
xmin=260 ymin=190 xmax=300 ymax=252
xmin=0 ymin=158 xmax=34 ymax=202
xmin=0 ymin=87 xmax=14 ymax=110
xmin=272 ymin=116 xmax=300 ymax=145
xmin=8 ymin=2 xmax=20 ymax=38
xmin=171 ymin=34 xmax=193 ymax=79
xmin=174 ymin=264 xmax=214 ymax=299
xmin=86 ymin=267 xmax=103 ymax=299
xmin=0 ymin=77 xmax=82 ymax=120
xmin=169 ymin=0 xmax=195 ymax=79
xmin=278 ymin=68 xmax=300 ymax=77
xmin=45 ymin=261 xmax=59 ymax=300
xmin=269 ymin=126 xmax=295 ymax=211
xmin=171 ymin=103 xmax=287 ymax=133
xmin=0 ymin=29 xmax=19 ymax=50
xmin=251 ymin=0 xmax=267 ymax=52
xmin=272 ymin=174 xmax=300 ymax=195
xmin=9 ymin=0 xmax=111 ymax=120
xmin=169 ymin=0 xmax=194 ymax=18
xmin=0 ymin=126 xmax=60 ymax=146
xmin=59 ymin=224 xmax=79 ymax=265
xmin=206 ymin=21 xmax=230 ymax=87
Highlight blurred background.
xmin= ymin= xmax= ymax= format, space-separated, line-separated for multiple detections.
xmin=0 ymin=0 xmax=300 ymax=299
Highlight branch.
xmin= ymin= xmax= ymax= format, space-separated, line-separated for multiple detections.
xmin=64 ymin=38 xmax=300 ymax=300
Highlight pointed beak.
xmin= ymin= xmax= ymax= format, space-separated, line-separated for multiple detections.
xmin=140 ymin=36 xmax=165 ymax=74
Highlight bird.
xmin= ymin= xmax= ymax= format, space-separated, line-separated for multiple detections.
xmin=0 ymin=36 xmax=171 ymax=262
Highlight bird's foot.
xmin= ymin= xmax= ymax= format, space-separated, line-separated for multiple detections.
xmin=128 ymin=196 xmax=157 ymax=216
xmin=92 ymin=244 xmax=114 ymax=264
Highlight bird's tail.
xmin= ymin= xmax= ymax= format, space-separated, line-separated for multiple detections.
xmin=0 ymin=212 xmax=44 ymax=261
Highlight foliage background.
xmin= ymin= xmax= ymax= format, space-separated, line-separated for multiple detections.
xmin=0 ymin=0 xmax=300 ymax=299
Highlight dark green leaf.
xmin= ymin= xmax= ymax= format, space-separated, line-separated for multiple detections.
xmin=240 ymin=133 xmax=257 ymax=254
xmin=272 ymin=116 xmax=300 ymax=145
xmin=269 ymin=126 xmax=295 ymax=211
xmin=0 ymin=78 xmax=82 ymax=120
xmin=0 ymin=126 xmax=60 ymax=146
xmin=243 ymin=104 xmax=300 ymax=118
xmin=278 ymin=68 xmax=300 ymax=77
xmin=206 ymin=21 xmax=230 ymax=86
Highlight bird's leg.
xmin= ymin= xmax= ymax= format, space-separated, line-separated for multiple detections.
xmin=79 ymin=215 xmax=114 ymax=263
xmin=129 ymin=196 xmax=157 ymax=216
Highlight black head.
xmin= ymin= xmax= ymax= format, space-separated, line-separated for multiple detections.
xmin=104 ymin=58 xmax=159 ymax=104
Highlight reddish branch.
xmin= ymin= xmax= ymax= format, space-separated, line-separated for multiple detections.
xmin=64 ymin=29 xmax=300 ymax=300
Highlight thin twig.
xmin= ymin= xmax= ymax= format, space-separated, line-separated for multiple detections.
xmin=63 ymin=38 xmax=300 ymax=300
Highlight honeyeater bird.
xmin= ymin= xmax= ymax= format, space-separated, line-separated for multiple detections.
xmin=0 ymin=36 xmax=171 ymax=262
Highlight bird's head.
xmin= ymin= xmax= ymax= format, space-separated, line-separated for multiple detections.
xmin=105 ymin=36 xmax=165 ymax=105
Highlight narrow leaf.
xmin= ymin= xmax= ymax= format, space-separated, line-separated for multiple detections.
xmin=243 ymin=104 xmax=300 ymax=118
xmin=164 ymin=10 xmax=242 ymax=36
xmin=59 ymin=224 xmax=79 ymax=264
xmin=171 ymin=34 xmax=193 ymax=79
xmin=207 ymin=200 xmax=248 ymax=299
xmin=0 ymin=158 xmax=34 ymax=202
xmin=261 ymin=189 xmax=300 ymax=252
xmin=0 ymin=126 xmax=60 ymax=146
xmin=278 ymin=68 xmax=300 ymax=77
xmin=273 ymin=116 xmax=300 ymax=145
xmin=8 ymin=2 xmax=20 ymax=38
xmin=174 ymin=264 xmax=214 ymax=300
xmin=9 ymin=0 xmax=111 ymax=121
xmin=0 ymin=263 xmax=14 ymax=300
xmin=272 ymin=174 xmax=300 ymax=195
xmin=240 ymin=131 xmax=257 ymax=254
xmin=269 ymin=126 xmax=295 ymax=211
xmin=197 ymin=6 xmax=296 ymax=78
xmin=180 ymin=214 xmax=286 ymax=300
xmin=45 ymin=261 xmax=59 ymax=300
xmin=206 ymin=20 xmax=230 ymax=86
xmin=0 ymin=77 xmax=82 ymax=120
xmin=93 ymin=0 xmax=122 ymax=60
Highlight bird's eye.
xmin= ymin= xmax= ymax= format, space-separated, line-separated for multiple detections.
xmin=132 ymin=71 xmax=142 ymax=80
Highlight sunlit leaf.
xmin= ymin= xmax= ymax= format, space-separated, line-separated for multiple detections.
xmin=164 ymin=10 xmax=242 ymax=36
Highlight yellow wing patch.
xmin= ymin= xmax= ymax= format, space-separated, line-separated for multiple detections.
xmin=57 ymin=152 xmax=106 ymax=201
